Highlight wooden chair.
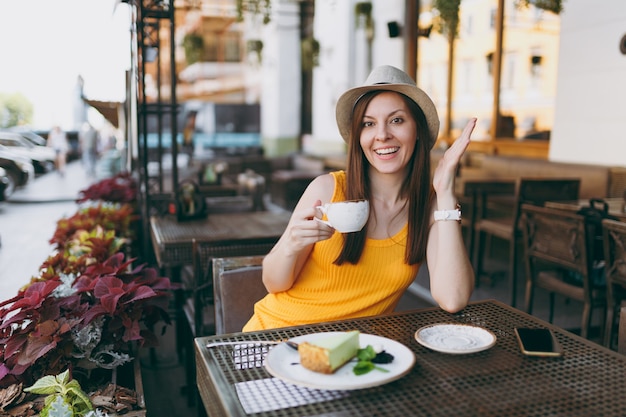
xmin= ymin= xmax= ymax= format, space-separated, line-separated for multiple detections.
xmin=520 ymin=204 xmax=605 ymax=339
xmin=212 ymin=255 xmax=267 ymax=335
xmin=473 ymin=178 xmax=581 ymax=307
xmin=457 ymin=178 xmax=516 ymax=260
xmin=601 ymin=218 xmax=626 ymax=349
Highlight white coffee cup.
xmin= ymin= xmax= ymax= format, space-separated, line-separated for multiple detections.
xmin=315 ymin=199 xmax=369 ymax=233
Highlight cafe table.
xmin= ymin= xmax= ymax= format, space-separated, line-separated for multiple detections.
xmin=195 ymin=299 xmax=626 ymax=417
xmin=149 ymin=211 xmax=290 ymax=270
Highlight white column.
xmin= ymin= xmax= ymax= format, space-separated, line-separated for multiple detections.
xmin=259 ymin=0 xmax=302 ymax=156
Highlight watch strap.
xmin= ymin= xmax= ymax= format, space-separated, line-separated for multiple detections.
xmin=434 ymin=205 xmax=462 ymax=222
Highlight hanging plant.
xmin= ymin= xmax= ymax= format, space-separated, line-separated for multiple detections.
xmin=354 ymin=2 xmax=373 ymax=30
xmin=182 ymin=33 xmax=205 ymax=65
xmin=432 ymin=0 xmax=461 ymax=38
xmin=515 ymin=0 xmax=565 ymax=14
xmin=247 ymin=39 xmax=264 ymax=63
xmin=237 ymin=0 xmax=272 ymax=25
xmin=301 ymin=37 xmax=320 ymax=71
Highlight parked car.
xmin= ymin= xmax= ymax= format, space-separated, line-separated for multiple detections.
xmin=11 ymin=129 xmax=48 ymax=147
xmin=0 ymin=167 xmax=9 ymax=202
xmin=0 ymin=147 xmax=35 ymax=197
xmin=0 ymin=131 xmax=56 ymax=174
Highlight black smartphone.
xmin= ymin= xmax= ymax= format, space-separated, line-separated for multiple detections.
xmin=514 ymin=327 xmax=563 ymax=357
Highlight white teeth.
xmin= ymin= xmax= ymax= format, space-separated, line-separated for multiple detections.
xmin=375 ymin=147 xmax=398 ymax=155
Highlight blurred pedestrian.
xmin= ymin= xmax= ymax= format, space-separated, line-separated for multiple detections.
xmin=47 ymin=125 xmax=69 ymax=176
xmin=95 ymin=133 xmax=122 ymax=179
xmin=79 ymin=122 xmax=99 ymax=178
xmin=182 ymin=110 xmax=197 ymax=160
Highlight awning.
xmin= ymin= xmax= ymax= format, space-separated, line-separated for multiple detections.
xmin=84 ymin=98 xmax=124 ymax=128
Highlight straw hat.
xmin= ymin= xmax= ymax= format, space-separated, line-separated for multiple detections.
xmin=335 ymin=65 xmax=439 ymax=149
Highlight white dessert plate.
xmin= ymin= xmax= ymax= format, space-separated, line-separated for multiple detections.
xmin=414 ymin=323 xmax=497 ymax=354
xmin=264 ymin=332 xmax=415 ymax=390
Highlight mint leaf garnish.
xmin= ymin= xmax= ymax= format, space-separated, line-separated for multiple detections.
xmin=353 ymin=345 xmax=394 ymax=375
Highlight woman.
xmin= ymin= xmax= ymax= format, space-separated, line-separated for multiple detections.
xmin=243 ymin=65 xmax=475 ymax=331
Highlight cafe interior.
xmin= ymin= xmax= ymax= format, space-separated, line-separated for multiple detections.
xmin=129 ymin=1 xmax=626 ymax=415
xmin=2 ymin=0 xmax=625 ymax=416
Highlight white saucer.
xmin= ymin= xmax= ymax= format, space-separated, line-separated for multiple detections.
xmin=414 ymin=323 xmax=496 ymax=354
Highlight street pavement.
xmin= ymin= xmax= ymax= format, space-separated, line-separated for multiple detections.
xmin=0 ymin=161 xmax=96 ymax=300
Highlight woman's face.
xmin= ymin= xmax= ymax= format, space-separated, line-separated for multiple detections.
xmin=359 ymin=91 xmax=417 ymax=175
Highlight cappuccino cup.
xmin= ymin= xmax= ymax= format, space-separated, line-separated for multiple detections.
xmin=315 ymin=199 xmax=369 ymax=233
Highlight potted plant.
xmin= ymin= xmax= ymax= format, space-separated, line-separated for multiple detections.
xmin=246 ymin=39 xmax=264 ymax=63
xmin=301 ymin=37 xmax=320 ymax=71
xmin=0 ymin=173 xmax=172 ymax=414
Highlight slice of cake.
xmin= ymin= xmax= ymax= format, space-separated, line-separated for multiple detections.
xmin=298 ymin=330 xmax=360 ymax=374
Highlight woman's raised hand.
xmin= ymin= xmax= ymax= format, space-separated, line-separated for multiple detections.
xmin=432 ymin=118 xmax=476 ymax=195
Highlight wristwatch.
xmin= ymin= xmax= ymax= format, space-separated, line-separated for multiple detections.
xmin=434 ymin=204 xmax=462 ymax=222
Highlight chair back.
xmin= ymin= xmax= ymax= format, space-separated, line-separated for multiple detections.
xmin=213 ymin=255 xmax=267 ymax=335
xmin=602 ymin=218 xmax=626 ymax=349
xmin=188 ymin=239 xmax=277 ymax=336
xmin=521 ymin=203 xmax=595 ymax=299
xmin=514 ymin=178 xmax=581 ymax=229
xmin=602 ymin=218 xmax=626 ymax=288
xmin=617 ymin=305 xmax=626 ymax=355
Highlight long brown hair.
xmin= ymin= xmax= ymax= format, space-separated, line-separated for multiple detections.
xmin=334 ymin=90 xmax=432 ymax=265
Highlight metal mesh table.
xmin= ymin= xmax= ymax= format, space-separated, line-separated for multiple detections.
xmin=195 ymin=300 xmax=626 ymax=417
xmin=149 ymin=212 xmax=290 ymax=268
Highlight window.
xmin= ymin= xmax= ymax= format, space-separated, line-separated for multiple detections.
xmin=531 ymin=55 xmax=542 ymax=76
xmin=486 ymin=52 xmax=494 ymax=75
xmin=204 ymin=32 xmax=241 ymax=63
xmin=489 ymin=8 xmax=496 ymax=29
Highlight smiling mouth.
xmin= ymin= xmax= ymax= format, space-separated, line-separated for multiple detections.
xmin=375 ymin=147 xmax=399 ymax=155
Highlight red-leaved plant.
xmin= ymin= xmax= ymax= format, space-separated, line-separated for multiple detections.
xmin=0 ymin=252 xmax=172 ymax=388
xmin=76 ymin=173 xmax=138 ymax=204
xmin=0 ymin=172 xmax=174 ymax=389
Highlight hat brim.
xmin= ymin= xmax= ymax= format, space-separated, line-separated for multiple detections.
xmin=335 ymin=84 xmax=440 ymax=149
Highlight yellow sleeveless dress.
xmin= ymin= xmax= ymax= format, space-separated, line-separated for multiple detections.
xmin=242 ymin=171 xmax=419 ymax=331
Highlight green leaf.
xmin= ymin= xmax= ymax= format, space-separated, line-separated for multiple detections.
xmin=356 ymin=346 xmax=376 ymax=361
xmin=56 ymin=369 xmax=70 ymax=385
xmin=353 ymin=345 xmax=395 ymax=375
xmin=65 ymin=381 xmax=93 ymax=412
xmin=353 ymin=360 xmax=375 ymax=375
xmin=24 ymin=375 xmax=60 ymax=395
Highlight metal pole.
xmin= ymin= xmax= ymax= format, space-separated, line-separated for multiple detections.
xmin=404 ymin=0 xmax=419 ymax=80
xmin=490 ymin=0 xmax=504 ymax=140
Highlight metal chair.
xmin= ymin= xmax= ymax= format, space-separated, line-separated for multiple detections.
xmin=520 ymin=204 xmax=605 ymax=339
xmin=457 ymin=178 xmax=516 ymax=261
xmin=182 ymin=239 xmax=275 ymax=408
xmin=212 ymin=255 xmax=267 ymax=335
xmin=617 ymin=305 xmax=626 ymax=355
xmin=184 ymin=240 xmax=276 ymax=338
xmin=473 ymin=178 xmax=581 ymax=307
xmin=601 ymin=218 xmax=626 ymax=349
